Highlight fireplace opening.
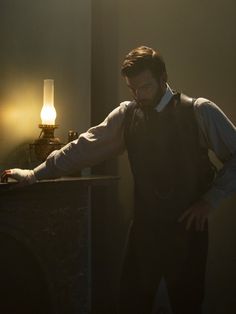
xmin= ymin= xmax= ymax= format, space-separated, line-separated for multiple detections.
xmin=0 ymin=232 xmax=53 ymax=314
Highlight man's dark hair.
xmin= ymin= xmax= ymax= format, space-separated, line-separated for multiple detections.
xmin=121 ymin=46 xmax=167 ymax=82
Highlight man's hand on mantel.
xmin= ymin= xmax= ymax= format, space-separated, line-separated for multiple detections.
xmin=1 ymin=169 xmax=36 ymax=188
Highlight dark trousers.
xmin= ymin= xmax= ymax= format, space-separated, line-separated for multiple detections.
xmin=118 ymin=220 xmax=208 ymax=314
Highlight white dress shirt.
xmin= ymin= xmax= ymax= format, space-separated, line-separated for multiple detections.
xmin=34 ymin=86 xmax=236 ymax=210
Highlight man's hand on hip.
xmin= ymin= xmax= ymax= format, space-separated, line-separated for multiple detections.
xmin=178 ymin=199 xmax=212 ymax=231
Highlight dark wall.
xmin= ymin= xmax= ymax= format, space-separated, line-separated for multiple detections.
xmin=91 ymin=0 xmax=236 ymax=313
xmin=0 ymin=0 xmax=235 ymax=312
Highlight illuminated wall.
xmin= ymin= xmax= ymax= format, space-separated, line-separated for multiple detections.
xmin=0 ymin=0 xmax=91 ymax=169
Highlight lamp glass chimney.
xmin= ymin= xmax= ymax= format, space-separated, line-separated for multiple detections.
xmin=40 ymin=79 xmax=57 ymax=125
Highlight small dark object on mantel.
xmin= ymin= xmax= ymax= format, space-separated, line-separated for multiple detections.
xmin=68 ymin=130 xmax=78 ymax=143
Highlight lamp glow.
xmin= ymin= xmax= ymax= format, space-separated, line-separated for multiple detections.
xmin=40 ymin=79 xmax=57 ymax=125
xmin=30 ymin=79 xmax=62 ymax=162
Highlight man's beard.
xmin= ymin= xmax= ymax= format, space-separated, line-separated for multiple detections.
xmin=136 ymin=92 xmax=163 ymax=109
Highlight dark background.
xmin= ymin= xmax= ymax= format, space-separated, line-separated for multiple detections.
xmin=0 ymin=0 xmax=236 ymax=313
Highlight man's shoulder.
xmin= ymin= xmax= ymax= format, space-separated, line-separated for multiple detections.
xmin=194 ymin=97 xmax=212 ymax=108
xmin=105 ymin=101 xmax=134 ymax=122
xmin=119 ymin=100 xmax=136 ymax=110
xmin=107 ymin=101 xmax=131 ymax=115
xmin=192 ymin=97 xmax=227 ymax=127
xmin=193 ymin=97 xmax=220 ymax=115
xmin=179 ymin=94 xmax=211 ymax=109
xmin=114 ymin=100 xmax=136 ymax=116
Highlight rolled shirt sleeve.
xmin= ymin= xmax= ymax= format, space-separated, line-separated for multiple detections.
xmin=33 ymin=96 xmax=236 ymax=209
xmin=194 ymin=98 xmax=236 ymax=209
xmin=34 ymin=101 xmax=130 ymax=180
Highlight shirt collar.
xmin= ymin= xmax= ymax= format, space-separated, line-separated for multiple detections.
xmin=155 ymin=83 xmax=174 ymax=112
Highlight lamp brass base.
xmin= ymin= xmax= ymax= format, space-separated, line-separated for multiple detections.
xmin=30 ymin=124 xmax=64 ymax=162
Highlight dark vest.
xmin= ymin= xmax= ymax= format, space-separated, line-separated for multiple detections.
xmin=124 ymin=93 xmax=215 ymax=225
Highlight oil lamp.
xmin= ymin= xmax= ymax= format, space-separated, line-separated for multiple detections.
xmin=31 ymin=79 xmax=63 ymax=161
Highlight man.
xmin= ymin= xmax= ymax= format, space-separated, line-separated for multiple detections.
xmin=2 ymin=46 xmax=236 ymax=314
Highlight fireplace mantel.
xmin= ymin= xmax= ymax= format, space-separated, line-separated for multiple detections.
xmin=0 ymin=176 xmax=118 ymax=314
